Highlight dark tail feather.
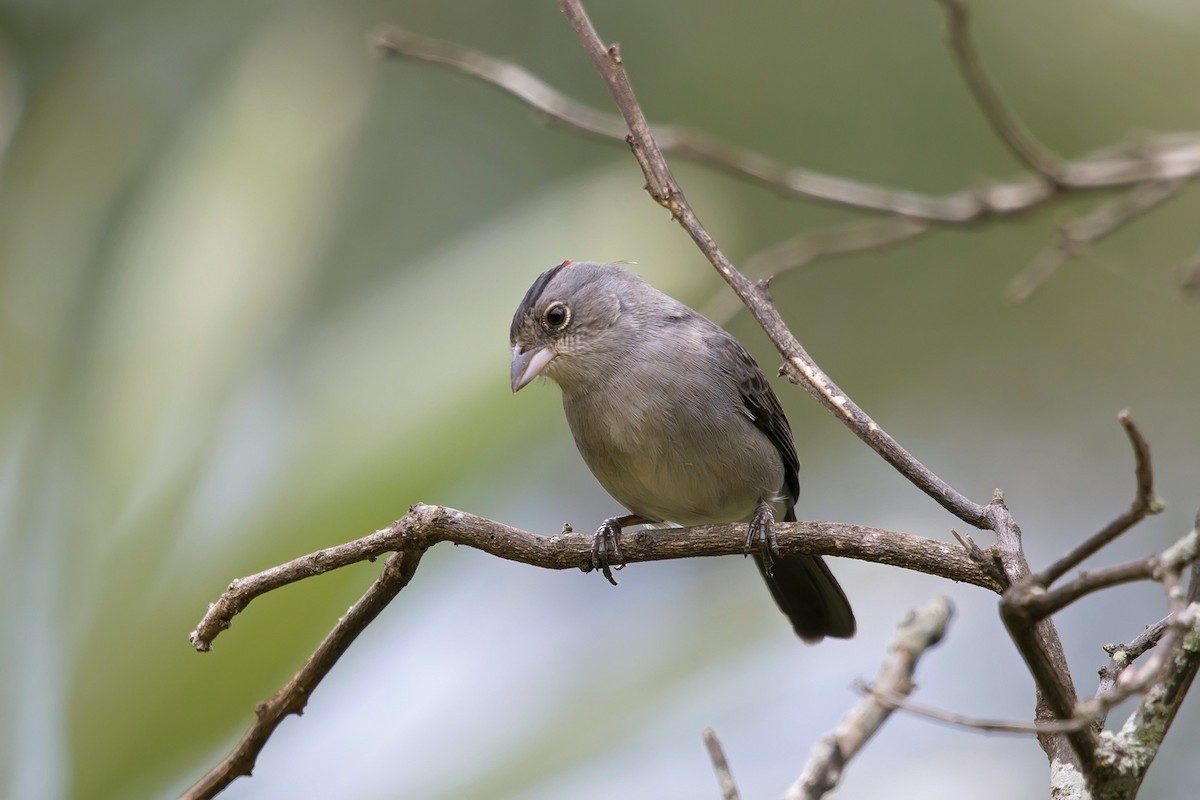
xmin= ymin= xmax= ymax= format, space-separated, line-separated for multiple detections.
xmin=754 ymin=552 xmax=856 ymax=642
xmin=754 ymin=507 xmax=855 ymax=642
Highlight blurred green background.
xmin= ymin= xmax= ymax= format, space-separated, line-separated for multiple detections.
xmin=1 ymin=1 xmax=1198 ymax=798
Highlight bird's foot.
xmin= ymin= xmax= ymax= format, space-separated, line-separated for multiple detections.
xmin=592 ymin=517 xmax=627 ymax=586
xmin=746 ymin=501 xmax=783 ymax=576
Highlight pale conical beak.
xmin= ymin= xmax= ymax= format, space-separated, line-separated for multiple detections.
xmin=510 ymin=344 xmax=556 ymax=393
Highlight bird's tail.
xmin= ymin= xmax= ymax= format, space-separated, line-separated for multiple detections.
xmin=754 ymin=509 xmax=855 ymax=642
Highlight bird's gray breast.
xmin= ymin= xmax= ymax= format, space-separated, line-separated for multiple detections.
xmin=562 ymin=356 xmax=785 ymax=525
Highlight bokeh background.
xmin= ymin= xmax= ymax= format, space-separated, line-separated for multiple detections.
xmin=2 ymin=1 xmax=1198 ymax=798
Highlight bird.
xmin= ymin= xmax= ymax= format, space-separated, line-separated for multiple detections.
xmin=509 ymin=260 xmax=855 ymax=642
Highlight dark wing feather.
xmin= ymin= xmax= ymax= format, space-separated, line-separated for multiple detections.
xmin=708 ymin=331 xmax=800 ymax=510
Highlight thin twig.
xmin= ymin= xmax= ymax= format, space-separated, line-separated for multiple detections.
xmin=937 ymin=0 xmax=1065 ymax=181
xmin=369 ymin=26 xmax=1200 ymax=222
xmin=1007 ymin=180 xmax=1184 ymax=302
xmin=702 ymin=728 xmax=741 ymax=800
xmin=1102 ymin=549 xmax=1200 ymax=786
xmin=858 ymin=681 xmax=1092 ymax=736
xmin=1078 ymin=529 xmax=1200 ymax=724
xmin=1023 ymin=558 xmax=1158 ymax=620
xmin=785 ymin=596 xmax=953 ymax=800
xmin=181 ymin=549 xmax=424 ymax=800
xmin=1034 ymin=411 xmax=1161 ymax=587
xmin=190 ymin=505 xmax=1000 ymax=652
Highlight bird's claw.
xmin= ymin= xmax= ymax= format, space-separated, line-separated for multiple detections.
xmin=746 ymin=501 xmax=782 ymax=576
xmin=592 ymin=517 xmax=626 ymax=586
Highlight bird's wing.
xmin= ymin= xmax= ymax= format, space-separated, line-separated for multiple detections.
xmin=709 ymin=330 xmax=800 ymax=511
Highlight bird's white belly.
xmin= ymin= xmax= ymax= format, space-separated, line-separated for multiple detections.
xmin=567 ymin=392 xmax=783 ymax=525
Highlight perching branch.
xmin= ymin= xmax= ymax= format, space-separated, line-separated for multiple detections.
xmin=185 ymin=505 xmax=992 ymax=799
xmin=785 ymin=596 xmax=953 ymax=800
xmin=191 ymin=505 xmax=998 ymax=652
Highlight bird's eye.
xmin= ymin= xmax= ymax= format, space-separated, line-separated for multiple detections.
xmin=543 ymin=302 xmax=570 ymax=331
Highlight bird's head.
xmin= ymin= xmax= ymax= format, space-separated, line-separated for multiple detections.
xmin=509 ymin=261 xmax=654 ymax=394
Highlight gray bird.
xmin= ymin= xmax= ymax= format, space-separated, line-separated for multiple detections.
xmin=509 ymin=260 xmax=855 ymax=642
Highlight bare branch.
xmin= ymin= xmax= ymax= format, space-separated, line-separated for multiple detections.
xmin=937 ymin=0 xmax=1065 ymax=181
xmin=368 ymin=24 xmax=1026 ymax=221
xmin=1024 ymin=559 xmax=1157 ymax=620
xmin=1035 ymin=411 xmax=1161 ymax=587
xmin=369 ymin=26 xmax=1200 ymax=224
xmin=1107 ymin=556 xmax=1200 ymax=779
xmin=1061 ymin=132 xmax=1200 ymax=187
xmin=859 ymin=681 xmax=1092 ymax=736
xmin=369 ymin=27 xmax=625 ymax=141
xmin=702 ymin=728 xmax=741 ymax=800
xmin=181 ymin=549 xmax=424 ymax=800
xmin=191 ymin=504 xmax=1000 ymax=652
xmin=984 ymin=493 xmax=1091 ymax=772
xmin=994 ymin=415 xmax=1172 ymax=781
xmin=1077 ymin=529 xmax=1200 ymax=788
xmin=1007 ymin=180 xmax=1184 ymax=302
xmin=785 ymin=596 xmax=953 ymax=800
xmin=1004 ymin=527 xmax=1199 ymax=734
